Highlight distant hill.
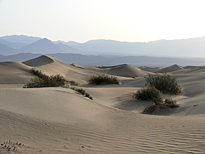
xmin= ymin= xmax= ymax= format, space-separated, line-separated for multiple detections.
xmin=65 ymin=39 xmax=145 ymax=55
xmin=0 ymin=38 xmax=28 ymax=49
xmin=56 ymin=43 xmax=80 ymax=53
xmin=0 ymin=37 xmax=81 ymax=55
xmin=65 ymin=37 xmax=205 ymax=57
xmin=1 ymin=35 xmax=205 ymax=57
xmin=0 ymin=54 xmax=5 ymax=60
xmin=0 ymin=35 xmax=41 ymax=44
xmin=18 ymin=38 xmax=65 ymax=54
xmin=64 ymin=41 xmax=80 ymax=47
xmin=0 ymin=53 xmax=41 ymax=62
xmin=0 ymin=44 xmax=15 ymax=55
xmin=145 ymin=37 xmax=205 ymax=57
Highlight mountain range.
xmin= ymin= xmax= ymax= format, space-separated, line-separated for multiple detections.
xmin=1 ymin=35 xmax=205 ymax=57
xmin=1 ymin=35 xmax=205 ymax=67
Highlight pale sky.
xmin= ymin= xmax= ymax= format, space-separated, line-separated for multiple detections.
xmin=0 ymin=0 xmax=205 ymax=43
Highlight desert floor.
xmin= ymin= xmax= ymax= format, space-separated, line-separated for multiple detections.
xmin=0 ymin=55 xmax=205 ymax=154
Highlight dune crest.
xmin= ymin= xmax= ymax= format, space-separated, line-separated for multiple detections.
xmin=155 ymin=64 xmax=183 ymax=73
xmin=23 ymin=55 xmax=54 ymax=66
xmin=107 ymin=64 xmax=147 ymax=77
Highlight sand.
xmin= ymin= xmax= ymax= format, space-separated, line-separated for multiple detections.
xmin=0 ymin=55 xmax=205 ymax=153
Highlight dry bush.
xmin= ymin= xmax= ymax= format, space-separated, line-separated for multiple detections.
xmin=145 ymin=73 xmax=182 ymax=95
xmin=89 ymin=74 xmax=119 ymax=85
xmin=133 ymin=87 xmax=163 ymax=104
xmin=24 ymin=69 xmax=65 ymax=88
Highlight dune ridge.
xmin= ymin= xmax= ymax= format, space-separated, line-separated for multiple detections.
xmin=155 ymin=64 xmax=184 ymax=73
xmin=107 ymin=64 xmax=147 ymax=77
xmin=23 ymin=55 xmax=54 ymax=66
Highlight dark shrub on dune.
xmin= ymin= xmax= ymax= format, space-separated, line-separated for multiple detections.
xmin=30 ymin=68 xmax=48 ymax=80
xmin=133 ymin=72 xmax=181 ymax=114
xmin=133 ymin=87 xmax=163 ymax=104
xmin=89 ymin=74 xmax=119 ymax=85
xmin=145 ymin=73 xmax=182 ymax=95
xmin=24 ymin=68 xmax=66 ymax=88
xmin=71 ymin=87 xmax=93 ymax=100
xmin=74 ymin=88 xmax=86 ymax=95
xmin=85 ymin=92 xmax=93 ymax=100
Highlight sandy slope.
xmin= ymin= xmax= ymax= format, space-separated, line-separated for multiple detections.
xmin=0 ymin=55 xmax=205 ymax=153
xmin=0 ymin=61 xmax=31 ymax=84
xmin=1 ymin=87 xmax=205 ymax=154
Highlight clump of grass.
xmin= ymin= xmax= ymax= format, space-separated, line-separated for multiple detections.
xmin=145 ymin=73 xmax=182 ymax=95
xmin=88 ymin=74 xmax=119 ymax=85
xmin=133 ymin=87 xmax=163 ymax=104
xmin=71 ymin=87 xmax=93 ymax=100
xmin=24 ymin=68 xmax=66 ymax=88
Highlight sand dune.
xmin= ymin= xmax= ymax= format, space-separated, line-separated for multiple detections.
xmin=23 ymin=55 xmax=94 ymax=84
xmin=139 ymin=66 xmax=161 ymax=72
xmin=155 ymin=64 xmax=184 ymax=73
xmin=0 ymin=61 xmax=31 ymax=84
xmin=107 ymin=64 xmax=147 ymax=77
xmin=71 ymin=63 xmax=148 ymax=77
xmin=1 ymin=55 xmax=205 ymax=153
xmin=23 ymin=55 xmax=54 ymax=66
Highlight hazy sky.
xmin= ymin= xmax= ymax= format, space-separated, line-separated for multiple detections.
xmin=0 ymin=0 xmax=205 ymax=43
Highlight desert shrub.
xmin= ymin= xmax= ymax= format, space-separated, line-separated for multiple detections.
xmin=49 ymin=75 xmax=65 ymax=86
xmin=30 ymin=68 xmax=48 ymax=80
xmin=75 ymin=88 xmax=86 ymax=95
xmin=71 ymin=87 xmax=93 ymax=100
xmin=24 ymin=69 xmax=66 ymax=88
xmin=85 ymin=92 xmax=93 ymax=100
xmin=23 ymin=77 xmax=44 ymax=88
xmin=85 ymin=93 xmax=89 ymax=97
xmin=89 ymin=74 xmax=119 ymax=85
xmin=145 ymin=73 xmax=182 ymax=95
xmin=164 ymin=98 xmax=179 ymax=108
xmin=133 ymin=87 xmax=163 ymax=104
xmin=69 ymin=80 xmax=79 ymax=86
